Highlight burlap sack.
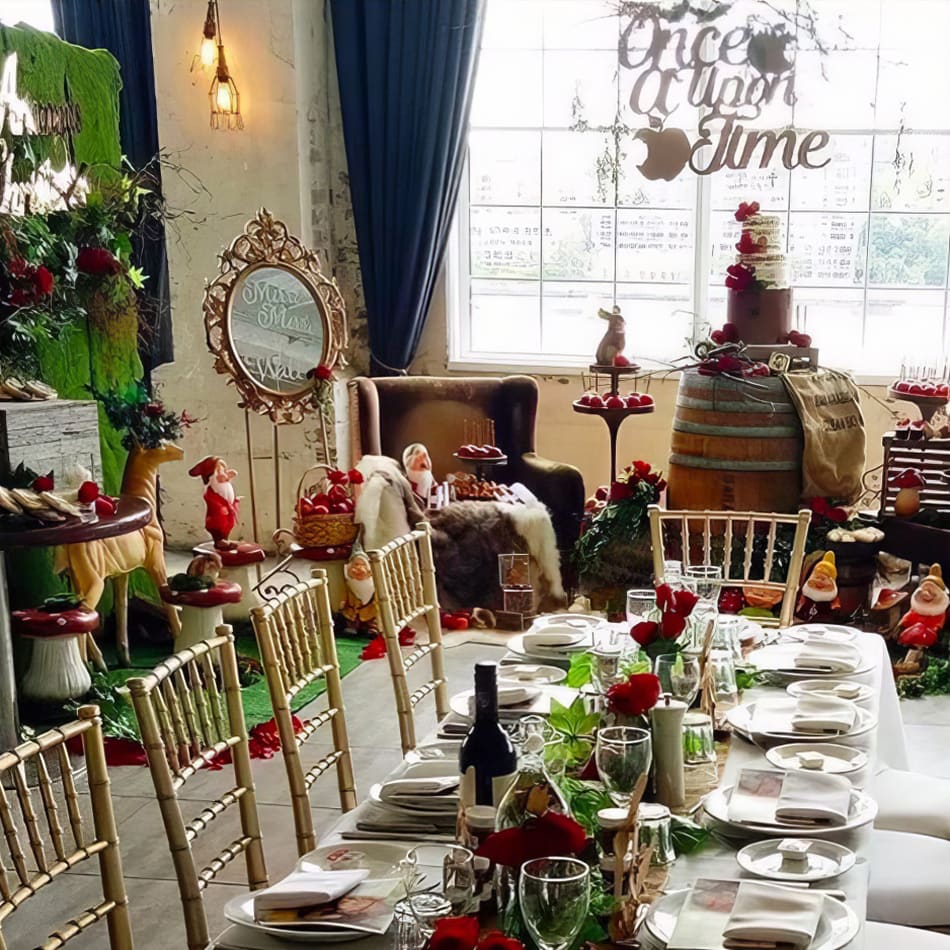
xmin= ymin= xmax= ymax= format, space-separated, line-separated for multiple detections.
xmin=781 ymin=369 xmax=866 ymax=502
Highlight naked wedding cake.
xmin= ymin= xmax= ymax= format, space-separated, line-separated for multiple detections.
xmin=724 ymin=201 xmax=793 ymax=345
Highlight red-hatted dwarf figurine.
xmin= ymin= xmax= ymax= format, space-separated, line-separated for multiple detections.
xmin=189 ymin=456 xmax=241 ymax=550
xmin=795 ymin=551 xmax=841 ymax=623
xmin=898 ymin=564 xmax=948 ymax=646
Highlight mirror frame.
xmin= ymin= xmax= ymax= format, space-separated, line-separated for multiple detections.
xmin=203 ymin=208 xmax=348 ymax=424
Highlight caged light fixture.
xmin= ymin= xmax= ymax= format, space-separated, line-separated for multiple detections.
xmin=202 ymin=0 xmax=244 ymax=131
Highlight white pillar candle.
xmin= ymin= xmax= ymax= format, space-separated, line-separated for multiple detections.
xmin=650 ymin=695 xmax=687 ymax=810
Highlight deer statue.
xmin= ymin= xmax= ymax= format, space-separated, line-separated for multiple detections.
xmin=54 ymin=441 xmax=184 ymax=667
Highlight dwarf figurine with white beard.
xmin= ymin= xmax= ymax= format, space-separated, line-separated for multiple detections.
xmin=189 ymin=456 xmax=241 ymax=550
xmin=339 ymin=539 xmax=377 ymax=635
xmin=796 ymin=551 xmax=841 ymax=623
xmin=898 ymin=564 xmax=948 ymax=642
xmin=402 ymin=442 xmax=434 ymax=505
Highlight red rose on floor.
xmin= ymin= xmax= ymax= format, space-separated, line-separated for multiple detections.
xmin=606 ymin=672 xmax=661 ymax=717
xmin=398 ymin=627 xmax=415 ymax=646
xmin=429 ymin=917 xmax=480 ymax=950
xmin=477 ymin=811 xmax=587 ymax=868
xmin=360 ymin=635 xmax=387 ymax=660
xmin=477 ymin=931 xmax=523 ymax=950
xmin=630 ymin=620 xmax=659 ymax=647
xmin=33 ymin=265 xmax=54 ymax=296
xmin=77 ymin=480 xmax=100 ymax=504
xmin=77 ymin=246 xmax=121 ymax=275
xmin=32 ymin=472 xmax=54 ymax=492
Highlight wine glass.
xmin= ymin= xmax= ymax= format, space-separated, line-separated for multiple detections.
xmin=654 ymin=653 xmax=701 ymax=706
xmin=595 ymin=726 xmax=652 ymax=807
xmin=519 ymin=857 xmax=591 ymax=950
xmin=685 ymin=564 xmax=723 ymax=602
xmin=394 ymin=844 xmax=476 ymax=935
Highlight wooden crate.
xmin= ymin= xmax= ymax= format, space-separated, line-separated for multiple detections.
xmin=879 ymin=432 xmax=950 ymax=515
xmin=0 ymin=400 xmax=102 ymax=483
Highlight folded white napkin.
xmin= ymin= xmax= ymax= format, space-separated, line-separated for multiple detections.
xmin=523 ymin=630 xmax=584 ymax=652
xmin=723 ymin=881 xmax=824 ymax=949
xmin=793 ymin=640 xmax=860 ymax=673
xmin=253 ymin=869 xmax=369 ymax=916
xmin=499 ymin=665 xmax=546 ymax=682
xmin=791 ymin=694 xmax=857 ymax=734
xmin=775 ymin=769 xmax=852 ymax=825
xmin=728 ymin=769 xmax=785 ymax=824
xmin=378 ymin=776 xmax=458 ymax=800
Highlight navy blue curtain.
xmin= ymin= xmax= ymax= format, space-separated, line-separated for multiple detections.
xmin=330 ymin=0 xmax=485 ymax=375
xmin=52 ymin=0 xmax=173 ymax=373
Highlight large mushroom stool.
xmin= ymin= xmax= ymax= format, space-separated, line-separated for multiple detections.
xmin=13 ymin=605 xmax=98 ymax=703
xmin=191 ymin=541 xmax=265 ymax=621
xmin=160 ymin=581 xmax=243 ymax=652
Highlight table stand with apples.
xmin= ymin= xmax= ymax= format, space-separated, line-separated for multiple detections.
xmin=888 ymin=377 xmax=950 ymax=425
xmin=573 ymin=363 xmax=656 ymax=480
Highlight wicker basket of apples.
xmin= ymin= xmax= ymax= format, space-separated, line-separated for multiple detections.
xmin=293 ymin=464 xmax=361 ymax=548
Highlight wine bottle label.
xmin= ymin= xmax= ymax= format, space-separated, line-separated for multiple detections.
xmin=460 ymin=766 xmax=517 ymax=809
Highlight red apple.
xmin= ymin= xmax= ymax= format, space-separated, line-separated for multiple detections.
xmin=937 ymin=383 xmax=949 ymax=398
xmin=606 ymin=395 xmax=625 ymax=409
xmin=312 ymin=504 xmax=330 ymax=515
xmin=909 ymin=382 xmax=927 ymax=396
xmin=588 ymin=394 xmax=605 ymax=408
xmin=638 ymin=393 xmax=654 ymax=407
xmin=298 ymin=499 xmax=314 ymax=516
xmin=613 ymin=354 xmax=630 ymax=367
xmin=595 ymin=486 xmax=608 ymax=501
xmin=626 ymin=393 xmax=642 ymax=408
xmin=578 ymin=392 xmax=593 ymax=406
xmin=328 ymin=484 xmax=348 ymax=503
xmin=895 ymin=380 xmax=912 ymax=394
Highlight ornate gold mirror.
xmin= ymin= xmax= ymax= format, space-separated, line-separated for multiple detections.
xmin=203 ymin=208 xmax=348 ymax=424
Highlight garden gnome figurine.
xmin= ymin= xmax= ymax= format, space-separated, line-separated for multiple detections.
xmin=595 ymin=305 xmax=626 ymax=366
xmin=898 ymin=564 xmax=948 ymax=640
xmin=189 ymin=455 xmax=240 ymax=550
xmin=795 ymin=551 xmax=841 ymax=623
xmin=339 ymin=538 xmax=377 ymax=635
xmin=402 ymin=442 xmax=434 ymax=504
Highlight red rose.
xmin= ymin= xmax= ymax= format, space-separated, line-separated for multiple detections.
xmin=478 ymin=931 xmax=523 ymax=950
xmin=347 ymin=469 xmax=364 ymax=485
xmin=826 ymin=507 xmax=848 ymax=523
xmin=632 ymin=459 xmax=652 ymax=480
xmin=810 ymin=497 xmax=830 ymax=516
xmin=430 ymin=917 xmax=480 ymax=950
xmin=308 ymin=364 xmax=334 ymax=382
xmin=735 ymin=231 xmax=760 ymax=255
xmin=476 ymin=812 xmax=587 ymax=868
xmin=734 ymin=200 xmax=761 ymax=222
xmin=606 ymin=672 xmax=662 ymax=717
xmin=76 ymin=246 xmax=121 ymax=276
xmin=8 ymin=257 xmax=27 ymax=278
xmin=32 ymin=265 xmax=54 ymax=296
xmin=630 ymin=620 xmax=659 ymax=647
xmin=725 ymin=262 xmax=757 ymax=292
xmin=398 ymin=626 xmax=415 ymax=646
xmin=360 ymin=635 xmax=387 ymax=660
xmin=32 ymin=472 xmax=54 ymax=492
xmin=608 ymin=481 xmax=633 ymax=502
xmin=9 ymin=287 xmax=28 ymax=306
xmin=77 ymin=481 xmax=100 ymax=504
xmin=660 ymin=610 xmax=688 ymax=638
xmin=144 ymin=403 xmax=164 ymax=417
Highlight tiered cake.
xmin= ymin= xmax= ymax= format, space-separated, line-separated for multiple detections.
xmin=725 ymin=201 xmax=793 ymax=345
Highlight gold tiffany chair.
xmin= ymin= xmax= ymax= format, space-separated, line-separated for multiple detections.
xmin=648 ymin=504 xmax=812 ymax=628
xmin=0 ymin=705 xmax=133 ymax=950
xmin=251 ymin=568 xmax=357 ymax=856
xmin=126 ymin=630 xmax=267 ymax=950
xmin=368 ymin=521 xmax=450 ymax=755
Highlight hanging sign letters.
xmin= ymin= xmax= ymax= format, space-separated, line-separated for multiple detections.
xmin=618 ymin=13 xmax=832 ymax=180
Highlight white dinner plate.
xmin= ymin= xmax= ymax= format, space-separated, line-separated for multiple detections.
xmin=449 ymin=685 xmax=541 ymax=718
xmin=645 ymin=885 xmax=859 ymax=950
xmin=448 ymin=684 xmax=577 ymax=721
xmin=368 ymin=782 xmax=457 ymax=816
xmin=507 ymin=630 xmax=594 ymax=661
xmin=787 ymin=680 xmax=875 ymax=705
xmin=749 ymin=643 xmax=874 ymax=679
xmin=702 ymin=783 xmax=878 ymax=837
xmin=782 ymin=624 xmax=858 ymax=643
xmin=531 ymin=612 xmax=602 ymax=630
xmin=224 ymin=894 xmax=367 ymax=943
xmin=495 ymin=662 xmax=567 ymax=684
xmin=726 ymin=701 xmax=877 ymax=743
xmin=736 ymin=839 xmax=857 ymax=883
xmin=765 ymin=742 xmax=869 ymax=776
xmin=297 ymin=842 xmax=410 ymax=878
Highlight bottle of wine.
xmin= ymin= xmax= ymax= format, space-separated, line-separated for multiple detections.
xmin=459 ymin=662 xmax=517 ymax=808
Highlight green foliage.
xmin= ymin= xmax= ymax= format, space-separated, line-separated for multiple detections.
xmin=898 ymin=658 xmax=950 ymax=698
xmin=559 ymin=777 xmax=615 ymax=836
xmin=735 ymin=666 xmax=766 ymax=691
xmin=89 ymin=379 xmax=189 ymax=450
xmin=671 ymin=814 xmax=710 ymax=854
xmin=548 ymin=696 xmax=600 ymax=767
xmin=567 ymin=652 xmax=594 ymax=687
xmin=168 ymin=572 xmax=212 ymax=593
xmin=67 ymin=672 xmax=139 ymax=742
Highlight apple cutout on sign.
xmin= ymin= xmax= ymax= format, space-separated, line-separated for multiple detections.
xmin=634 ymin=126 xmax=691 ymax=182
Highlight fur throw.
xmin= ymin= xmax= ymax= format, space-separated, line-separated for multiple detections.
xmin=355 ymin=455 xmax=566 ymax=610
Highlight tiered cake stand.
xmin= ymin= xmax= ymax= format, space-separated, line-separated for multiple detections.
xmin=887 ymin=385 xmax=949 ymax=425
xmin=452 ymin=451 xmax=508 ymax=483
xmin=572 ymin=364 xmax=654 ymax=480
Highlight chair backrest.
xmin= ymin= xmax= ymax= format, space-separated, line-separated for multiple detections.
xmin=251 ymin=568 xmax=357 ymax=856
xmin=0 ymin=705 xmax=133 ymax=950
xmin=648 ymin=505 xmax=812 ymax=628
xmin=367 ymin=521 xmax=450 ymax=754
xmin=126 ymin=630 xmax=267 ymax=950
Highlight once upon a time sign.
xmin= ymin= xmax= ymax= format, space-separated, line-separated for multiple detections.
xmin=619 ymin=12 xmax=831 ymax=180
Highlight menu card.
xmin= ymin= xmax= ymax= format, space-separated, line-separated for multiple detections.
xmin=667 ymin=878 xmax=741 ymax=950
xmin=727 ymin=769 xmax=785 ymax=824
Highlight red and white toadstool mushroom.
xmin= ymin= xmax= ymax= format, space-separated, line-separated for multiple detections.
xmin=891 ymin=468 xmax=926 ymax=517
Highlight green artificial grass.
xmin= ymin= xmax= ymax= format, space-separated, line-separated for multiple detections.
xmin=97 ymin=630 xmax=365 ymax=730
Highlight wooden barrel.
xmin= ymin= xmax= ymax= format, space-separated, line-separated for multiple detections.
xmin=668 ymin=369 xmax=803 ymax=512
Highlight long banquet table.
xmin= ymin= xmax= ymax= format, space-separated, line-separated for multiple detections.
xmin=211 ymin=630 xmax=907 ymax=950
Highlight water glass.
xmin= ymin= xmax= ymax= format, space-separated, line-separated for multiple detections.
xmin=626 ymin=588 xmax=658 ymax=625
xmin=403 ymin=844 xmax=476 ymax=918
xmin=687 ymin=601 xmax=719 ymax=653
xmin=682 ymin=711 xmax=718 ymax=791
xmin=519 ymin=857 xmax=591 ymax=950
xmin=709 ymin=649 xmax=739 ymax=710
xmin=654 ymin=653 xmax=701 ymax=707
xmin=685 ymin=564 xmax=723 ymax=601
xmin=714 ymin=615 xmax=745 ymax=662
xmin=595 ymin=726 xmax=653 ymax=807
xmin=662 ymin=559 xmax=683 ymax=583
xmin=590 ymin=646 xmax=626 ymax=694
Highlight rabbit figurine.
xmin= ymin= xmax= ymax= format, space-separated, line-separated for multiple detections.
xmin=595 ymin=305 xmax=626 ymax=366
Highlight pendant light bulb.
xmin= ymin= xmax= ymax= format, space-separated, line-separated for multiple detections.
xmin=199 ymin=0 xmax=217 ymax=67
xmin=215 ymin=79 xmax=233 ymax=112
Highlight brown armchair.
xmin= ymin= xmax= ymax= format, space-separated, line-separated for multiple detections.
xmin=348 ymin=375 xmax=585 ymax=558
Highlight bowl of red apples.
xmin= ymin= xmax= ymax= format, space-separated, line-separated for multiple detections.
xmin=573 ymin=391 xmax=655 ymax=413
xmin=455 ymin=444 xmax=507 ymax=462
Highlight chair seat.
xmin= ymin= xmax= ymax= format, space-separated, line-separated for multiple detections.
xmin=865 ymin=922 xmax=950 ymax=948
xmin=871 ymin=768 xmax=950 ymax=839
xmin=869 ymin=830 xmax=950 ymax=926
